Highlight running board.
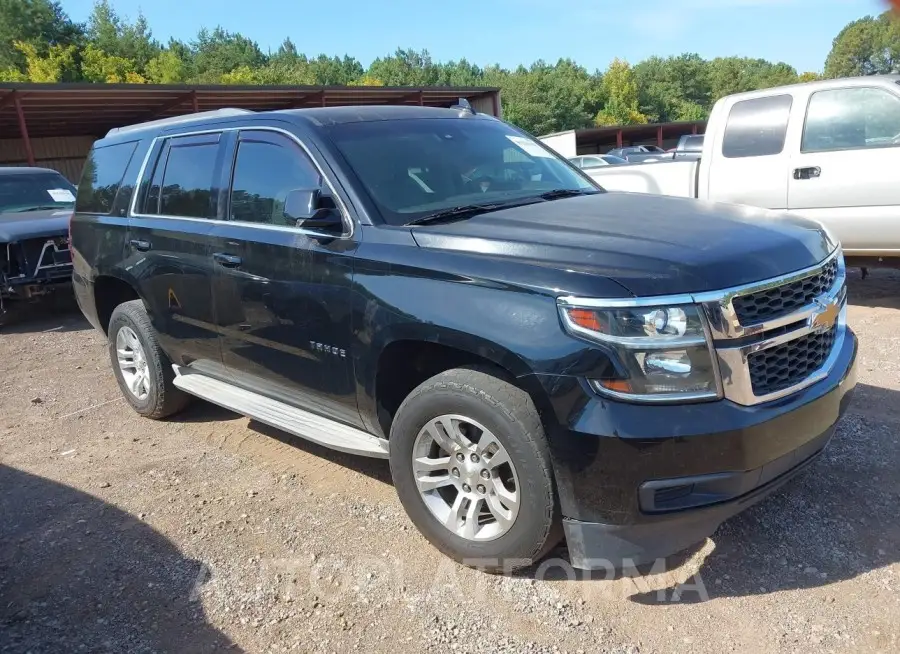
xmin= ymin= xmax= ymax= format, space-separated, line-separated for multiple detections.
xmin=172 ymin=366 xmax=389 ymax=459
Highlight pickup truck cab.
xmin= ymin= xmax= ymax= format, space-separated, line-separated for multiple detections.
xmin=71 ymin=105 xmax=857 ymax=571
xmin=587 ymin=75 xmax=900 ymax=266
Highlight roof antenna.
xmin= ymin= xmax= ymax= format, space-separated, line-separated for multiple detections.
xmin=451 ymin=97 xmax=476 ymax=115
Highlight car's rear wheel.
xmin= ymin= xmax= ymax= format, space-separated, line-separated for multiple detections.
xmin=390 ymin=367 xmax=562 ymax=572
xmin=107 ymin=299 xmax=189 ymax=419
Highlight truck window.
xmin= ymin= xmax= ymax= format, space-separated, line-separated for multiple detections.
xmin=722 ymin=95 xmax=792 ymax=158
xmin=229 ymin=132 xmax=321 ymax=226
xmin=801 ymin=87 xmax=900 ymax=153
xmin=75 ymin=141 xmax=138 ymax=214
xmin=157 ymin=138 xmax=220 ymax=219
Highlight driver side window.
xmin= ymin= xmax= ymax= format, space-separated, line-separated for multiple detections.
xmin=229 ymin=131 xmax=321 ymax=226
xmin=802 ymin=87 xmax=900 ymax=153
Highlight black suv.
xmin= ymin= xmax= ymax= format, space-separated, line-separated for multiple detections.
xmin=71 ymin=106 xmax=857 ymax=571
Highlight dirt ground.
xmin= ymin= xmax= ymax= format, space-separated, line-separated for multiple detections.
xmin=1 ymin=270 xmax=898 ymax=654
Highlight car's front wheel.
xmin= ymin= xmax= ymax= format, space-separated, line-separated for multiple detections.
xmin=389 ymin=367 xmax=562 ymax=572
xmin=107 ymin=299 xmax=189 ymax=419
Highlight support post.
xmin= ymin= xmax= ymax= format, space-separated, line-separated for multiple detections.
xmin=321 ymin=90 xmax=327 ymax=107
xmin=616 ymin=129 xmax=623 ymax=148
xmin=14 ymin=92 xmax=35 ymax=166
xmin=491 ymin=92 xmax=500 ymax=117
xmin=692 ymin=123 xmax=698 ymax=135
xmin=657 ymin=125 xmax=663 ymax=148
xmin=191 ymin=90 xmax=199 ymax=113
xmin=418 ymin=90 xmax=424 ymax=106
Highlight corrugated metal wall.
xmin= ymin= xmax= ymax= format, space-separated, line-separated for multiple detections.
xmin=470 ymin=92 xmax=501 ymax=117
xmin=0 ymin=136 xmax=95 ymax=182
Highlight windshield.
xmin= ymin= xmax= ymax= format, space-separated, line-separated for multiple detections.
xmin=325 ymin=118 xmax=598 ymax=226
xmin=0 ymin=171 xmax=76 ymax=214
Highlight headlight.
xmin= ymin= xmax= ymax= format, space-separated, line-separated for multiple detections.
xmin=559 ymin=301 xmax=721 ymax=403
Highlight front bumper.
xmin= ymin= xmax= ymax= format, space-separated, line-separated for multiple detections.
xmin=531 ymin=326 xmax=858 ymax=569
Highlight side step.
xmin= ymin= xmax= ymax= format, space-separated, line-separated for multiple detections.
xmin=172 ymin=366 xmax=389 ymax=459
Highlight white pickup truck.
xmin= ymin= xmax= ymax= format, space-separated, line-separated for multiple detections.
xmin=587 ymin=75 xmax=900 ymax=266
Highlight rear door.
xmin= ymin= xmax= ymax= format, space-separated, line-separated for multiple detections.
xmin=705 ymin=94 xmax=794 ymax=209
xmin=207 ymin=128 xmax=363 ymax=427
xmin=127 ymin=131 xmax=228 ymax=374
xmin=787 ymin=84 xmax=900 ymax=256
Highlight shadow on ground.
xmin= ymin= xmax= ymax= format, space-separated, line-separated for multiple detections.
xmin=519 ymin=383 xmax=899 ymax=604
xmin=0 ymin=292 xmax=89 ymax=334
xmin=0 ymin=465 xmax=241 ymax=653
xmin=846 ymin=267 xmax=900 ymax=310
xmin=172 ymin=400 xmax=392 ymax=485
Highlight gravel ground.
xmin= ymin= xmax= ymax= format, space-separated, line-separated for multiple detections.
xmin=1 ymin=270 xmax=898 ymax=654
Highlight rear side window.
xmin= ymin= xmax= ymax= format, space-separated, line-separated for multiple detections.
xmin=722 ymin=95 xmax=793 ymax=158
xmin=158 ymin=138 xmax=220 ymax=218
xmin=75 ymin=141 xmax=138 ymax=214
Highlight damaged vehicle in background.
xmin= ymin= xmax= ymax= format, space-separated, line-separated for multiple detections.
xmin=0 ymin=167 xmax=75 ymax=319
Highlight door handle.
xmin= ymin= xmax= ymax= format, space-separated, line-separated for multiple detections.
xmin=129 ymin=239 xmax=151 ymax=252
xmin=213 ymin=252 xmax=242 ymax=268
xmin=793 ymin=166 xmax=821 ymax=180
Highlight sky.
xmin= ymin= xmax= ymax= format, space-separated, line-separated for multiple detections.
xmin=63 ymin=0 xmax=888 ymax=74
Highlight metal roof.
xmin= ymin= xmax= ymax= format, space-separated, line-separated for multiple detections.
xmin=0 ymin=83 xmax=501 ymax=139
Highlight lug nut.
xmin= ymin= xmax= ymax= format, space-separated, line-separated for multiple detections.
xmin=451 ymin=468 xmax=460 ymax=477
xmin=476 ymin=484 xmax=486 ymax=494
xmin=456 ymin=453 xmax=465 ymax=463
xmin=480 ymin=469 xmax=490 ymax=480
xmin=470 ymin=453 xmax=479 ymax=463
xmin=462 ymin=483 xmax=471 ymax=493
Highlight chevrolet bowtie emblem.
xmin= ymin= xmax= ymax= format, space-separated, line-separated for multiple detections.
xmin=810 ymin=299 xmax=839 ymax=334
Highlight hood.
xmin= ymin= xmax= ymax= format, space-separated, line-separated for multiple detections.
xmin=410 ymin=193 xmax=834 ymax=297
xmin=0 ymin=209 xmax=72 ymax=242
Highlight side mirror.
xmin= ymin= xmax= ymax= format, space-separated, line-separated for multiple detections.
xmin=283 ymin=188 xmax=343 ymax=232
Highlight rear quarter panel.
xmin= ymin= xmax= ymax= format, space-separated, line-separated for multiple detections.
xmin=586 ymin=160 xmax=698 ymax=197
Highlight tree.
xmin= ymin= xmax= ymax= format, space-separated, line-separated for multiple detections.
xmin=595 ymin=59 xmax=648 ymax=126
xmin=81 ymin=43 xmax=146 ymax=82
xmin=191 ymin=27 xmax=266 ymax=81
xmin=86 ymin=0 xmax=159 ymax=71
xmin=144 ymin=49 xmax=187 ymax=84
xmin=368 ymin=48 xmax=440 ymax=86
xmin=824 ymin=11 xmax=900 ymax=77
xmin=0 ymin=0 xmax=83 ymax=74
xmin=0 ymin=39 xmax=78 ymax=81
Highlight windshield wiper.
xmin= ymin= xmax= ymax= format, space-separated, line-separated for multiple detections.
xmin=17 ymin=205 xmax=68 ymax=213
xmin=405 ymin=203 xmax=508 ymax=227
xmin=537 ymin=189 xmax=597 ymax=201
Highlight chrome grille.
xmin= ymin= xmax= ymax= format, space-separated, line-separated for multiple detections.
xmin=732 ymin=257 xmax=838 ymax=325
xmin=747 ymin=326 xmax=838 ymax=396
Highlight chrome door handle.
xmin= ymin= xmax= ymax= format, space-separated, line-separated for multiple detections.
xmin=793 ymin=166 xmax=821 ymax=180
xmin=212 ymin=252 xmax=242 ymax=268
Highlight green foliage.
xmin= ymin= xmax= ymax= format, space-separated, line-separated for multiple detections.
xmin=824 ymin=11 xmax=900 ymax=78
xmin=2 ymin=2 xmax=897 ymax=136
xmin=595 ymin=59 xmax=647 ymax=126
xmin=0 ymin=0 xmax=83 ymax=73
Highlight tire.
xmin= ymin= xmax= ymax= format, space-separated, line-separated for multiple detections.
xmin=390 ymin=367 xmax=562 ymax=572
xmin=107 ymin=299 xmax=190 ymax=419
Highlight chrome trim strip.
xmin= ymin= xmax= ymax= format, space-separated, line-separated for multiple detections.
xmin=557 ymin=294 xmax=696 ymax=309
xmin=126 ymin=125 xmax=355 ymax=240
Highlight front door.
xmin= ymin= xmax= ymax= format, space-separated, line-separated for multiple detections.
xmin=208 ymin=128 xmax=362 ymax=427
xmin=787 ymin=85 xmax=900 ymax=256
xmin=127 ymin=132 xmax=229 ymax=374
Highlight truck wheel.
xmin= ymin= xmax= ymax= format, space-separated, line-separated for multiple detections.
xmin=390 ymin=367 xmax=562 ymax=572
xmin=107 ymin=299 xmax=189 ymax=419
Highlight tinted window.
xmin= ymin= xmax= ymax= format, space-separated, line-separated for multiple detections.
xmin=722 ymin=95 xmax=792 ymax=158
xmin=326 ymin=118 xmax=596 ymax=226
xmin=159 ymin=141 xmax=219 ymax=218
xmin=229 ymin=134 xmax=321 ymax=226
xmin=601 ymin=155 xmax=627 ymax=165
xmin=76 ymin=142 xmax=138 ymax=214
xmin=680 ymin=135 xmax=704 ymax=151
xmin=802 ymin=87 xmax=900 ymax=153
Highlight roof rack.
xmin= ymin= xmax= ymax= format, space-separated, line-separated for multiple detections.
xmin=105 ymin=108 xmax=254 ymax=137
